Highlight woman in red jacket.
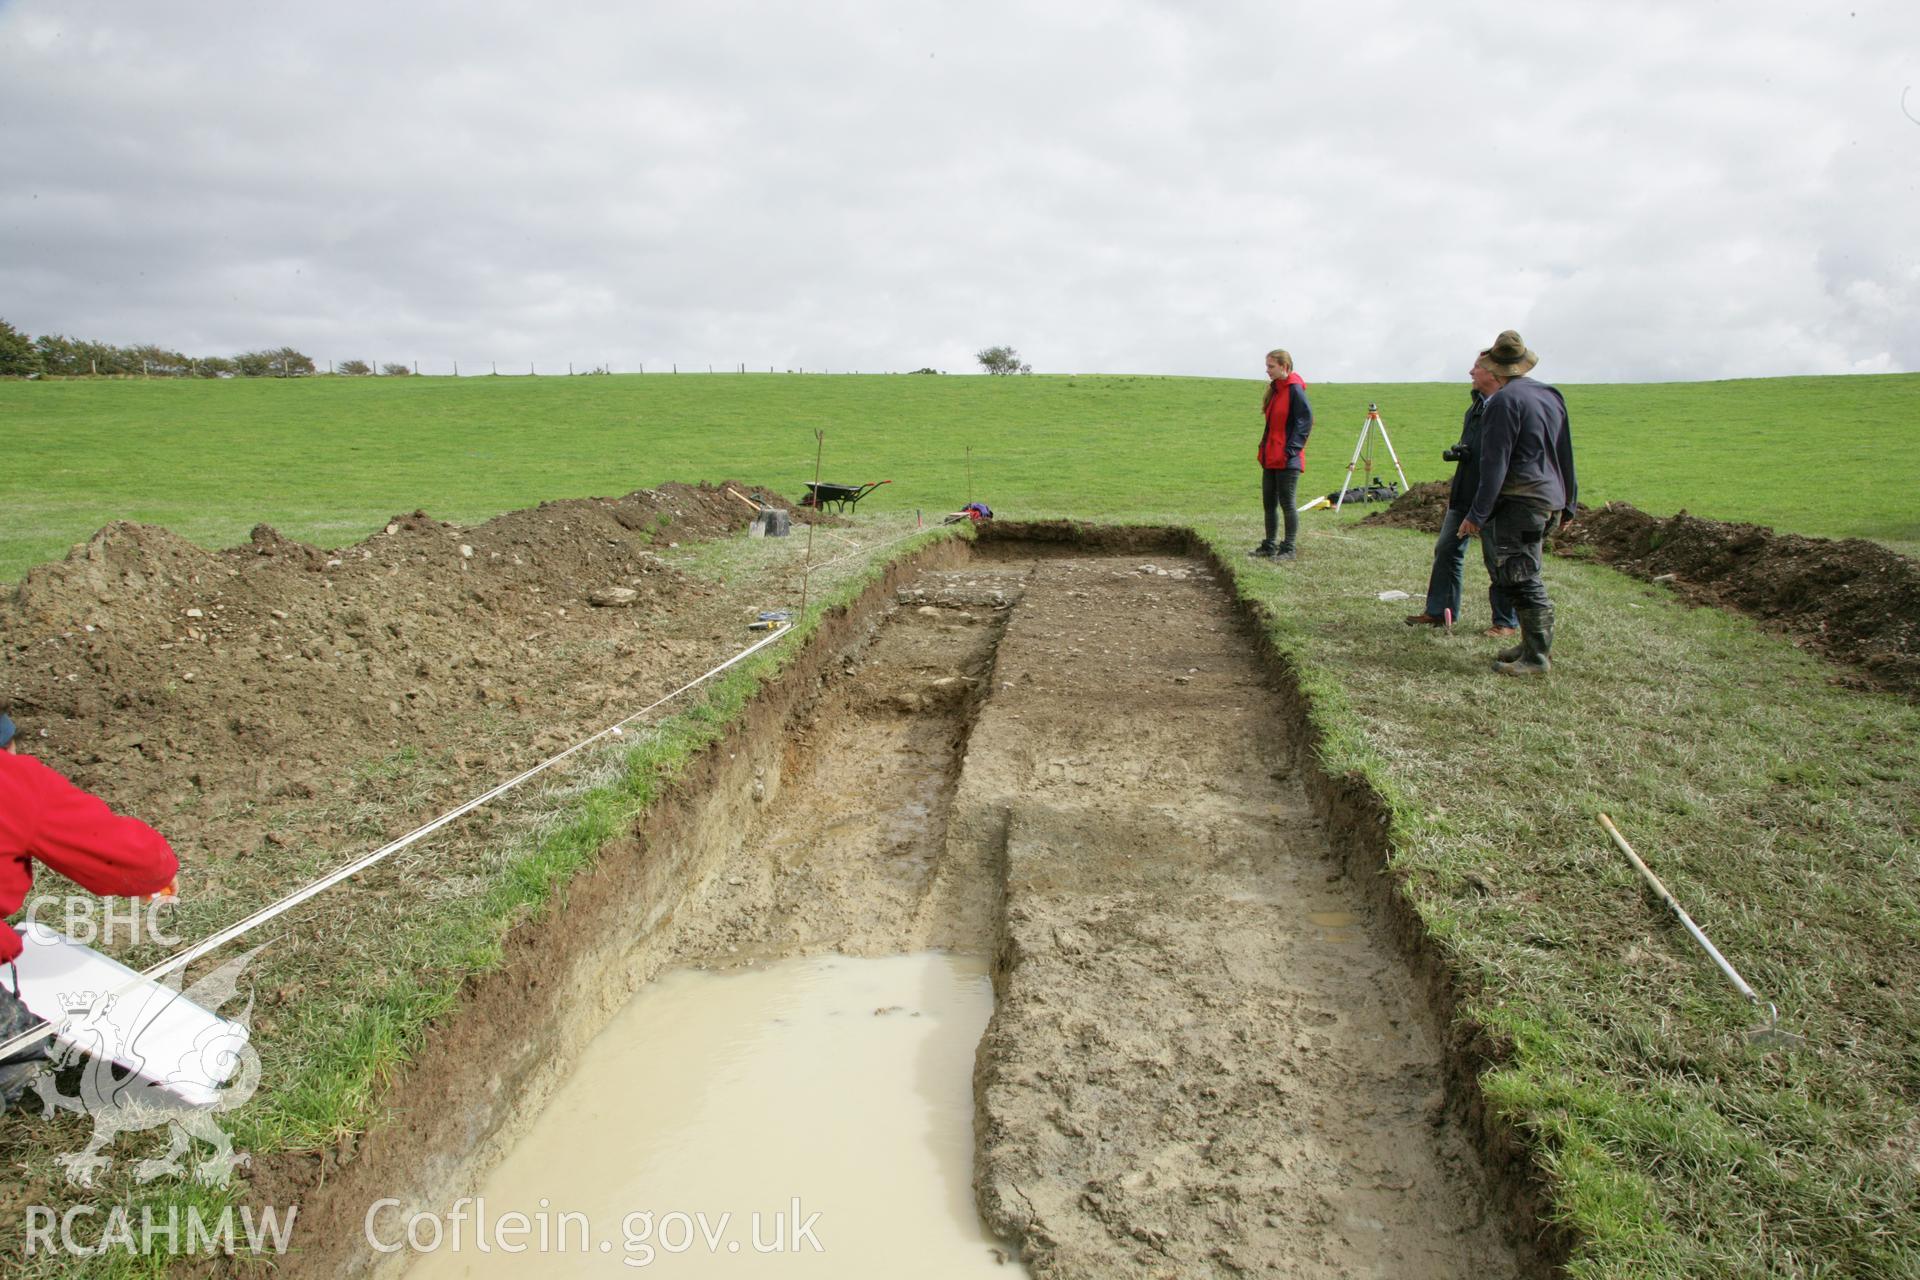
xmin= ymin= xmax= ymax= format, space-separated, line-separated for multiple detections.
xmin=1254 ymin=349 xmax=1313 ymax=560
xmin=0 ymin=711 xmax=178 ymax=1104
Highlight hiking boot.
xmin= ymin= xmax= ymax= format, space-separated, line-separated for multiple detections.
xmin=1271 ymin=545 xmax=1297 ymax=561
xmin=1248 ymin=541 xmax=1276 ymax=559
xmin=1492 ymin=604 xmax=1554 ymax=675
xmin=1482 ymin=625 xmax=1518 ymax=639
xmin=1405 ymin=613 xmax=1445 ymax=627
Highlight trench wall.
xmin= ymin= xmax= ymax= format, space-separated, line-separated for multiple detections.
xmin=245 ymin=537 xmax=971 ymax=1277
xmin=243 ymin=522 xmax=1567 ymax=1277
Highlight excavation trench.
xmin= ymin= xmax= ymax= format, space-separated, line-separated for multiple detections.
xmin=259 ymin=532 xmax=1532 ymax=1278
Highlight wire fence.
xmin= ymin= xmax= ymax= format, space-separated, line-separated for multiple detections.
xmin=10 ymin=362 xmax=955 ymax=380
xmin=315 ymin=362 xmax=949 ymax=378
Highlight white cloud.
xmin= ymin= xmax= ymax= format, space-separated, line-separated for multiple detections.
xmin=1 ymin=0 xmax=1914 ymax=380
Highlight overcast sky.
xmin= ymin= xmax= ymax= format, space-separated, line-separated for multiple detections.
xmin=2 ymin=1 xmax=1915 ymax=382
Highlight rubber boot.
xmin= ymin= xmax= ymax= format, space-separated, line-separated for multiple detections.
xmin=1493 ymin=604 xmax=1553 ymax=675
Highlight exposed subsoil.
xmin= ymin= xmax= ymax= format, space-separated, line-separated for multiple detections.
xmin=1364 ymin=485 xmax=1920 ymax=696
xmin=668 ymin=570 xmax=1022 ymax=966
xmin=956 ymin=551 xmax=1517 ymax=1277
xmin=1 ymin=509 xmax=1542 ymax=1278
xmin=411 ymin=544 xmax=1524 ymax=1277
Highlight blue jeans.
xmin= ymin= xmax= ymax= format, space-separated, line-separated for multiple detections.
xmin=1425 ymin=509 xmax=1518 ymax=626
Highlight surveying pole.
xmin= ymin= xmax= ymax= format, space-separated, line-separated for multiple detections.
xmin=1333 ymin=402 xmax=1410 ymax=514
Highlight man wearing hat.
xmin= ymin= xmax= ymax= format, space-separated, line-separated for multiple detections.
xmin=1457 ymin=331 xmax=1578 ymax=675
xmin=0 ymin=710 xmax=179 ymax=1105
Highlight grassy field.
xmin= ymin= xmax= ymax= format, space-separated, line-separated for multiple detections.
xmin=3 ymin=370 xmax=1918 ymax=582
xmin=3 ymin=372 xmax=1918 ymax=1277
xmin=1219 ymin=519 xmax=1920 ymax=1279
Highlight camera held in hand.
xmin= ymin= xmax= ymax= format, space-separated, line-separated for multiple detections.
xmin=1442 ymin=444 xmax=1469 ymax=463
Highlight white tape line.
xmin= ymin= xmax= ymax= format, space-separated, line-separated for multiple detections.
xmin=0 ymin=625 xmax=795 ymax=1064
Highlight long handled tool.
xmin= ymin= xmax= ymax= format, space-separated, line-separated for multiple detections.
xmin=1597 ymin=814 xmax=1803 ymax=1048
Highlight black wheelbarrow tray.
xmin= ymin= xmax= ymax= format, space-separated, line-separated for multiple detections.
xmin=799 ymin=479 xmax=891 ymax=513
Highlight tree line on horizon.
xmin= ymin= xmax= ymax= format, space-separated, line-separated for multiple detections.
xmin=0 ymin=318 xmax=381 ymax=379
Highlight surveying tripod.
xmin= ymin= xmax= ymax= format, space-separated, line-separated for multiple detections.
xmin=1333 ymin=402 xmax=1411 ymax=513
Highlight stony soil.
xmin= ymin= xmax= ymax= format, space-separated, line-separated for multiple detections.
xmin=1363 ymin=486 xmax=1920 ymax=696
xmin=0 ymin=482 xmax=819 ymax=907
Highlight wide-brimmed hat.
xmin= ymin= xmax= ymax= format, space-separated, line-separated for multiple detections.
xmin=1478 ymin=330 xmax=1538 ymax=378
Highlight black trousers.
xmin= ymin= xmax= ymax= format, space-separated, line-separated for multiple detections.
xmin=1490 ymin=500 xmax=1556 ymax=610
xmin=1262 ymin=469 xmax=1300 ymax=549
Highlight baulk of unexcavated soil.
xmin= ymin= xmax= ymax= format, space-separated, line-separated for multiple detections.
xmin=1363 ymin=484 xmax=1920 ymax=697
xmin=0 ymin=480 xmax=828 ymax=947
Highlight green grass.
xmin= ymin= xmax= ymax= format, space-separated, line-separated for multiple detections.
xmin=1212 ymin=516 xmax=1920 ymax=1279
xmin=3 ymin=370 xmax=1917 ymax=583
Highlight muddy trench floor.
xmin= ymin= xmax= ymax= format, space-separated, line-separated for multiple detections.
xmin=657 ymin=550 xmax=1518 ymax=1277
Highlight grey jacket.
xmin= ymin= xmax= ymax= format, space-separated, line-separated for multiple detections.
xmin=1465 ymin=376 xmax=1577 ymax=528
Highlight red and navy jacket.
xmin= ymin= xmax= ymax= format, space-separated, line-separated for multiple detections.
xmin=0 ymin=751 xmax=178 ymax=963
xmin=1259 ymin=372 xmax=1313 ymax=472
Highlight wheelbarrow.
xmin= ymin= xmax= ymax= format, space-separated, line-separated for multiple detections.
xmin=799 ymin=479 xmax=891 ymax=514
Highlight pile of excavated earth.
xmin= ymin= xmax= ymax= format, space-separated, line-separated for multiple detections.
xmin=0 ymin=482 xmax=807 ymax=866
xmin=1367 ymin=483 xmax=1920 ymax=696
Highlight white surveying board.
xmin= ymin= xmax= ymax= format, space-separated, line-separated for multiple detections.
xmin=11 ymin=921 xmax=250 ymax=1107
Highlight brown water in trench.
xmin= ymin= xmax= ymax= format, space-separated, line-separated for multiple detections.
xmin=403 ymin=554 xmax=1514 ymax=1278
xmin=402 ymin=953 xmax=1006 ymax=1277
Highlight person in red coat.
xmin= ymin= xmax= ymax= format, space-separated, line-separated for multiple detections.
xmin=1253 ymin=348 xmax=1313 ymax=561
xmin=0 ymin=711 xmax=179 ymax=1104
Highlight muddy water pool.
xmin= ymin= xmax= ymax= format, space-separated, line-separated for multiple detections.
xmin=404 ymin=952 xmax=1014 ymax=1277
